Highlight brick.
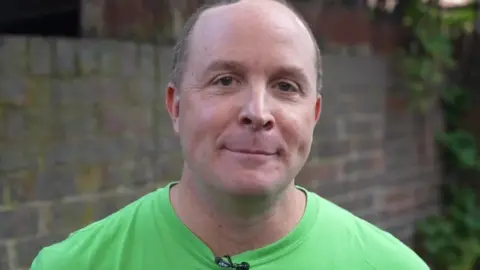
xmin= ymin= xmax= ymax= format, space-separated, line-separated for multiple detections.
xmin=25 ymin=111 xmax=54 ymax=145
xmin=414 ymin=182 xmax=441 ymax=208
xmin=345 ymin=173 xmax=382 ymax=191
xmin=332 ymin=189 xmax=376 ymax=213
xmin=315 ymin=120 xmax=342 ymax=141
xmin=344 ymin=117 xmax=382 ymax=138
xmin=0 ymin=143 xmax=36 ymax=172
xmin=156 ymin=132 xmax=181 ymax=153
xmin=124 ymin=106 xmax=153 ymax=136
xmin=56 ymin=107 xmax=97 ymax=139
xmin=155 ymin=154 xmax=183 ymax=182
xmin=0 ymin=170 xmax=37 ymax=205
xmin=35 ymin=165 xmax=77 ymax=201
xmin=322 ymin=97 xmax=354 ymax=116
xmin=76 ymin=164 xmax=105 ymax=193
xmin=0 ymin=107 xmax=5 ymax=140
xmin=4 ymin=108 xmax=27 ymax=142
xmin=0 ymin=37 xmax=27 ymax=76
xmin=103 ymin=159 xmax=142 ymax=188
xmin=25 ymin=77 xmax=51 ymax=108
xmin=78 ymin=40 xmax=101 ymax=75
xmin=126 ymin=79 xmax=155 ymax=105
xmin=97 ymin=78 xmax=125 ymax=103
xmin=47 ymin=195 xmax=133 ymax=234
xmin=157 ymin=47 xmax=173 ymax=85
xmin=137 ymin=137 xmax=156 ymax=157
xmin=349 ymin=137 xmax=382 ymax=152
xmin=68 ymin=78 xmax=100 ymax=105
xmin=78 ymin=136 xmax=121 ymax=165
xmin=353 ymin=99 xmax=384 ymax=115
xmin=339 ymin=83 xmax=385 ymax=97
xmin=100 ymin=41 xmax=121 ymax=76
xmin=0 ymin=206 xmax=39 ymax=240
xmin=132 ymin=157 xmax=154 ymax=184
xmin=69 ymin=138 xmax=105 ymax=165
xmin=139 ymin=44 xmax=156 ymax=78
xmin=15 ymin=233 xmax=68 ymax=268
xmin=98 ymin=104 xmax=151 ymax=137
xmin=29 ymin=38 xmax=52 ymax=75
xmin=344 ymin=151 xmax=384 ymax=175
xmin=44 ymin=141 xmax=77 ymax=165
xmin=381 ymin=185 xmax=417 ymax=217
xmin=47 ymin=200 xmax=92 ymax=233
xmin=54 ymin=39 xmax=77 ymax=76
xmin=0 ymin=243 xmax=9 ymax=270
xmin=51 ymin=79 xmax=75 ymax=106
xmin=316 ymin=181 xmax=349 ymax=198
xmin=97 ymin=102 xmax=129 ymax=135
xmin=118 ymin=42 xmax=138 ymax=77
xmin=0 ymin=78 xmax=28 ymax=106
xmin=297 ymin=160 xmax=343 ymax=188
xmin=316 ymin=140 xmax=350 ymax=158
xmin=384 ymin=140 xmax=418 ymax=173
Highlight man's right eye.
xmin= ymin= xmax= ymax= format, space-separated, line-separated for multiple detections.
xmin=213 ymin=76 xmax=236 ymax=86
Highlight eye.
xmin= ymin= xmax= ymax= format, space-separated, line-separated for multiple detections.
xmin=275 ymin=81 xmax=298 ymax=92
xmin=213 ymin=76 xmax=238 ymax=87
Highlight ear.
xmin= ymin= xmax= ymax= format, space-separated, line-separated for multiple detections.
xmin=166 ymin=83 xmax=180 ymax=134
xmin=314 ymin=94 xmax=322 ymax=123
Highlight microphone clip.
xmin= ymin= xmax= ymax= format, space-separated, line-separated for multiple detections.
xmin=215 ymin=255 xmax=250 ymax=270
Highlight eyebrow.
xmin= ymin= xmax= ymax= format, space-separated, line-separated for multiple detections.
xmin=202 ymin=60 xmax=248 ymax=77
xmin=271 ymin=66 xmax=310 ymax=87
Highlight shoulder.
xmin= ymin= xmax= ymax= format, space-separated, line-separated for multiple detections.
xmin=30 ymin=188 xmax=164 ymax=269
xmin=308 ymin=192 xmax=429 ymax=269
xmin=30 ymin=240 xmax=85 ymax=270
xmin=354 ymin=218 xmax=429 ymax=269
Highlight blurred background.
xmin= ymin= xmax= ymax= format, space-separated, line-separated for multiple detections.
xmin=0 ymin=0 xmax=479 ymax=269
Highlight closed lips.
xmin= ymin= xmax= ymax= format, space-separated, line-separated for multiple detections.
xmin=224 ymin=148 xmax=276 ymax=155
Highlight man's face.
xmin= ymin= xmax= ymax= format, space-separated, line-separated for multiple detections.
xmin=167 ymin=1 xmax=321 ymax=196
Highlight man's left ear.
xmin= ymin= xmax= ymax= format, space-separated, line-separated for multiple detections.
xmin=314 ymin=94 xmax=322 ymax=122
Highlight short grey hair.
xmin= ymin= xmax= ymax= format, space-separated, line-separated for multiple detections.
xmin=170 ymin=0 xmax=323 ymax=93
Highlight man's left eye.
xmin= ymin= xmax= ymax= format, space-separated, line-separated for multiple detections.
xmin=276 ymin=82 xmax=297 ymax=92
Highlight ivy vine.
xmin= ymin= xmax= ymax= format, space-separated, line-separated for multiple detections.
xmin=397 ymin=0 xmax=479 ymax=269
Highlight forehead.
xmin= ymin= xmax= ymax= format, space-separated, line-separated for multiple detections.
xmin=187 ymin=2 xmax=316 ymax=81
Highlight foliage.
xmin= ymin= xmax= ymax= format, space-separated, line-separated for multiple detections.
xmin=395 ymin=0 xmax=479 ymax=269
xmin=400 ymin=0 xmax=475 ymax=113
xmin=418 ymin=184 xmax=480 ymax=270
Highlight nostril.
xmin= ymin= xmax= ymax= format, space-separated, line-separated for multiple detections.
xmin=242 ymin=117 xmax=252 ymax=125
xmin=264 ymin=121 xmax=273 ymax=130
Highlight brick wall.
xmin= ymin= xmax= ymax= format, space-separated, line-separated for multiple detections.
xmin=81 ymin=0 xmax=402 ymax=52
xmin=0 ymin=35 xmax=441 ymax=269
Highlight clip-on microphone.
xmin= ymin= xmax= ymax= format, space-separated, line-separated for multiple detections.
xmin=215 ymin=255 xmax=250 ymax=270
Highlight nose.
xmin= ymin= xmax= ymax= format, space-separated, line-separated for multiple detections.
xmin=238 ymin=91 xmax=275 ymax=131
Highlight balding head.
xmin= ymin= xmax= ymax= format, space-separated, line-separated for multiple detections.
xmin=171 ymin=0 xmax=322 ymax=93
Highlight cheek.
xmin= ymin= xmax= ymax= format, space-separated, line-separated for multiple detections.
xmin=277 ymin=108 xmax=315 ymax=155
xmin=178 ymin=99 xmax=230 ymax=157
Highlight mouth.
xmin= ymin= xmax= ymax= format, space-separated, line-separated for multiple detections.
xmin=223 ymin=147 xmax=277 ymax=156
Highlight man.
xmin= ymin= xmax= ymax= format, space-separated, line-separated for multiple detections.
xmin=31 ymin=0 xmax=429 ymax=269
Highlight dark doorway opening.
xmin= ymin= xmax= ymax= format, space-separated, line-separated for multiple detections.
xmin=0 ymin=5 xmax=80 ymax=37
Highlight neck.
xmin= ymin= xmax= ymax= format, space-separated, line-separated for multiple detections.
xmin=170 ymin=166 xmax=306 ymax=256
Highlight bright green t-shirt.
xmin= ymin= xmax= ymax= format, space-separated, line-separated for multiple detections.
xmin=31 ymin=183 xmax=429 ymax=269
